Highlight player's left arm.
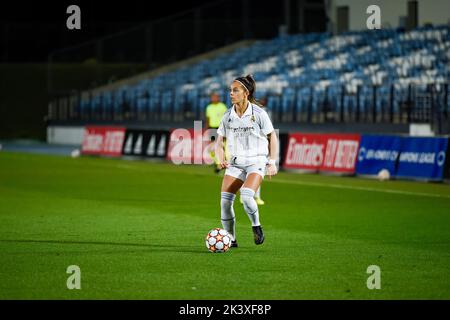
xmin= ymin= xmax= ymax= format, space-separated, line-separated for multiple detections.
xmin=266 ymin=131 xmax=278 ymax=177
xmin=260 ymin=110 xmax=278 ymax=177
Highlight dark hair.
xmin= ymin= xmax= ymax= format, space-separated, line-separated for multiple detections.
xmin=234 ymin=74 xmax=262 ymax=106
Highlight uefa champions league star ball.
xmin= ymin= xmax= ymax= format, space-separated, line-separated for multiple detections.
xmin=71 ymin=149 xmax=80 ymax=158
xmin=377 ymin=169 xmax=390 ymax=181
xmin=205 ymin=228 xmax=231 ymax=253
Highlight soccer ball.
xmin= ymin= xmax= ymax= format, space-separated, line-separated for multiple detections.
xmin=205 ymin=228 xmax=231 ymax=253
xmin=71 ymin=149 xmax=80 ymax=158
xmin=377 ymin=169 xmax=390 ymax=181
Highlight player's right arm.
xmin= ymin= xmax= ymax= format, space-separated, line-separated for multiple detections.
xmin=215 ymin=135 xmax=229 ymax=169
xmin=216 ymin=112 xmax=230 ymax=169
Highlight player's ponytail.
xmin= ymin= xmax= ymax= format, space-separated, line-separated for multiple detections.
xmin=234 ymin=74 xmax=263 ymax=106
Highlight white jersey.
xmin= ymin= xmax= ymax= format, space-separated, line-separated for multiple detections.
xmin=217 ymin=102 xmax=275 ymax=159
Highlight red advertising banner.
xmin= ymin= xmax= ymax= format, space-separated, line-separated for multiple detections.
xmin=283 ymin=133 xmax=361 ymax=173
xmin=81 ymin=126 xmax=126 ymax=157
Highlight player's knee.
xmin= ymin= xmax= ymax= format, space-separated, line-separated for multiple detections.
xmin=240 ymin=188 xmax=256 ymax=207
xmin=221 ymin=192 xmax=235 ymax=208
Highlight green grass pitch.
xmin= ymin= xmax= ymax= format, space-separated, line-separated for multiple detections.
xmin=0 ymin=151 xmax=449 ymax=299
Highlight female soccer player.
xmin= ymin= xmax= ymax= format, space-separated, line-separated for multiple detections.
xmin=215 ymin=75 xmax=278 ymax=247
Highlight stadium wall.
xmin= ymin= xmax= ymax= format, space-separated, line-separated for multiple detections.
xmin=0 ymin=63 xmax=146 ymax=140
xmin=67 ymin=124 xmax=450 ymax=182
xmin=0 ymin=64 xmax=48 ymax=140
xmin=47 ymin=126 xmax=85 ymax=145
xmin=330 ymin=0 xmax=450 ymax=32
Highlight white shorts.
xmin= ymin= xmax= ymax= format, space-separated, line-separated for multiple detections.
xmin=225 ymin=156 xmax=268 ymax=181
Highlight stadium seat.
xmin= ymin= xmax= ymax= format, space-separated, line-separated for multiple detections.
xmin=80 ymin=25 xmax=450 ymax=123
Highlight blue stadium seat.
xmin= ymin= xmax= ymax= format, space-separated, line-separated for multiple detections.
xmin=80 ymin=25 xmax=450 ymax=122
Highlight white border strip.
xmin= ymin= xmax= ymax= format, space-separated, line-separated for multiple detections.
xmin=272 ymin=178 xmax=450 ymax=199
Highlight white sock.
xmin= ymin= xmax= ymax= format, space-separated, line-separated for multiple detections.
xmin=220 ymin=192 xmax=236 ymax=240
xmin=240 ymin=187 xmax=261 ymax=227
xmin=255 ymin=187 xmax=261 ymax=198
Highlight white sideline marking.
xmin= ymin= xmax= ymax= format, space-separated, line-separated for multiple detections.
xmin=272 ymin=178 xmax=450 ymax=199
xmin=94 ymin=161 xmax=450 ymax=200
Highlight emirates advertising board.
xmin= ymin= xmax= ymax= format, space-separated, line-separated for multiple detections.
xmin=81 ymin=126 xmax=126 ymax=157
xmin=283 ymin=133 xmax=361 ymax=174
